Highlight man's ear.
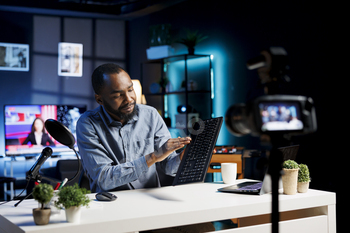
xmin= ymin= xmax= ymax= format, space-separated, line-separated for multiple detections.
xmin=95 ymin=94 xmax=103 ymax=105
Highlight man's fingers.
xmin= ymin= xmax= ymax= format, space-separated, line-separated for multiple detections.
xmin=167 ymin=137 xmax=191 ymax=150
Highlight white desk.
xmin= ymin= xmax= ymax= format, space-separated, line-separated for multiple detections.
xmin=0 ymin=179 xmax=336 ymax=233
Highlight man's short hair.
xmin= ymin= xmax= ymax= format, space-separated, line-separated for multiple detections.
xmin=91 ymin=63 xmax=125 ymax=94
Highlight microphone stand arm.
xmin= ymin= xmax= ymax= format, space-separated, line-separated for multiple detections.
xmin=14 ymin=174 xmax=59 ymax=207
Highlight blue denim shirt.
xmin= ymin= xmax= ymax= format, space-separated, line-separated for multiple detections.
xmin=76 ymin=104 xmax=180 ymax=193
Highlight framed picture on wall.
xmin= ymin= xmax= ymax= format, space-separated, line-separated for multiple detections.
xmin=0 ymin=42 xmax=29 ymax=71
xmin=58 ymin=42 xmax=83 ymax=77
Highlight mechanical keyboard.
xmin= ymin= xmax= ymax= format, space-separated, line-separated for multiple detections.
xmin=172 ymin=117 xmax=223 ymax=186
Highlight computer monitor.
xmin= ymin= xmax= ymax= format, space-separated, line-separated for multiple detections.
xmin=4 ymin=104 xmax=86 ymax=156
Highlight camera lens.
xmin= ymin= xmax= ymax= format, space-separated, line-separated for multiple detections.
xmin=225 ymin=104 xmax=251 ymax=136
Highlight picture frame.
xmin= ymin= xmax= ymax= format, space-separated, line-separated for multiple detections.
xmin=58 ymin=42 xmax=83 ymax=77
xmin=0 ymin=42 xmax=29 ymax=71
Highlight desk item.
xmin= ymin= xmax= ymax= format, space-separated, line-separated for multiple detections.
xmin=221 ymin=163 xmax=237 ymax=184
xmin=218 ymin=145 xmax=299 ymax=195
xmin=27 ymin=147 xmax=53 ymax=180
xmin=172 ymin=117 xmax=223 ymax=185
xmin=218 ymin=181 xmax=263 ymax=194
xmin=58 ymin=178 xmax=68 ymax=190
xmin=95 ymin=192 xmax=117 ymax=202
xmin=207 ymin=148 xmax=244 ymax=178
xmin=44 ymin=120 xmax=82 ymax=188
xmin=54 ymin=183 xmax=61 ymax=190
xmin=45 ymin=190 xmax=61 ymax=215
xmin=0 ymin=181 xmax=336 ymax=233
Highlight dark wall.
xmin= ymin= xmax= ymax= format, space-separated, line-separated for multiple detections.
xmin=128 ymin=0 xmax=340 ymax=226
xmin=0 ymin=11 xmax=33 ymax=103
xmin=0 ymin=10 xmax=126 ymax=156
xmin=127 ymin=0 xmax=336 ymax=190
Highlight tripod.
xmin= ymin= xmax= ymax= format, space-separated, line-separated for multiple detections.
xmin=267 ymin=145 xmax=284 ymax=233
xmin=14 ymin=175 xmax=58 ymax=207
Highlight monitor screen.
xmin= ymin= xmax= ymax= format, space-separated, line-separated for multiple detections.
xmin=4 ymin=104 xmax=86 ymax=156
xmin=258 ymin=101 xmax=304 ymax=132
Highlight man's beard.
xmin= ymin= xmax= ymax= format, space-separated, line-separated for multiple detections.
xmin=104 ymin=101 xmax=137 ymax=123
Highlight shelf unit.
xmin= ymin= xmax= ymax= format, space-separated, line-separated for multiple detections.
xmin=141 ymin=54 xmax=213 ymax=137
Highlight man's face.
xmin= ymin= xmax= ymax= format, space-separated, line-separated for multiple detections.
xmin=95 ymin=71 xmax=137 ymax=123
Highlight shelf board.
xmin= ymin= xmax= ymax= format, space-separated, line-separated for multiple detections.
xmin=144 ymin=54 xmax=211 ymax=64
xmin=145 ymin=90 xmax=211 ymax=96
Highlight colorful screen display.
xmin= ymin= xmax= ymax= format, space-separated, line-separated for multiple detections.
xmin=258 ymin=102 xmax=304 ymax=132
xmin=4 ymin=104 xmax=86 ymax=155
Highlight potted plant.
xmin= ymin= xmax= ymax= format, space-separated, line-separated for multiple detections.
xmin=54 ymin=183 xmax=90 ymax=223
xmin=147 ymin=24 xmax=174 ymax=59
xmin=177 ymin=29 xmax=208 ymax=55
xmin=32 ymin=183 xmax=54 ymax=225
xmin=282 ymin=160 xmax=299 ymax=195
xmin=297 ymin=164 xmax=311 ymax=193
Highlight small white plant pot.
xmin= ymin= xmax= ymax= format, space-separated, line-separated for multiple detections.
xmin=65 ymin=206 xmax=81 ymax=223
xmin=297 ymin=182 xmax=309 ymax=193
xmin=282 ymin=168 xmax=299 ymax=195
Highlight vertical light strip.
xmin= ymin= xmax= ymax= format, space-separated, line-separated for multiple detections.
xmin=163 ymin=63 xmax=168 ymax=73
xmin=164 ymin=94 xmax=168 ymax=118
xmin=210 ymin=55 xmax=214 ymax=118
xmin=210 ymin=68 xmax=214 ymax=99
xmin=210 ymin=55 xmax=214 ymax=100
xmin=163 ymin=62 xmax=168 ymax=118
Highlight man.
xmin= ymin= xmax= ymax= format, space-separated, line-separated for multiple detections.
xmin=76 ymin=63 xmax=191 ymax=193
xmin=77 ymin=63 xmax=215 ymax=232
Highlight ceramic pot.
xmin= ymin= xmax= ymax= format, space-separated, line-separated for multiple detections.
xmin=187 ymin=47 xmax=195 ymax=55
xmin=297 ymin=181 xmax=309 ymax=193
xmin=32 ymin=208 xmax=51 ymax=225
xmin=282 ymin=168 xmax=299 ymax=195
xmin=65 ymin=206 xmax=82 ymax=223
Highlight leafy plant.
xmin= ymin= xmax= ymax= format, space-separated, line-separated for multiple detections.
xmin=158 ymin=76 xmax=169 ymax=89
xmin=149 ymin=24 xmax=171 ymax=46
xmin=54 ymin=183 xmax=90 ymax=209
xmin=32 ymin=183 xmax=54 ymax=209
xmin=298 ymin=164 xmax=311 ymax=183
xmin=177 ymin=29 xmax=208 ymax=48
xmin=282 ymin=160 xmax=299 ymax=169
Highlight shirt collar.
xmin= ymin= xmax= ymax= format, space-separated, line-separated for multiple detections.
xmin=101 ymin=105 xmax=139 ymax=126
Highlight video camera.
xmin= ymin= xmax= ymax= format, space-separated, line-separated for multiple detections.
xmin=225 ymin=47 xmax=317 ymax=137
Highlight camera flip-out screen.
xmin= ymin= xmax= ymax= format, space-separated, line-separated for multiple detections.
xmin=258 ymin=102 xmax=303 ymax=132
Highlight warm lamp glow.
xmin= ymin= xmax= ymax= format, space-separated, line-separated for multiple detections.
xmin=132 ymin=79 xmax=145 ymax=104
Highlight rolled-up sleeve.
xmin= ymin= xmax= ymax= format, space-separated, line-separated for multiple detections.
xmin=76 ymin=115 xmax=149 ymax=192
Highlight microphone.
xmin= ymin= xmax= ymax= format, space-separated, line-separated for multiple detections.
xmin=27 ymin=147 xmax=53 ymax=181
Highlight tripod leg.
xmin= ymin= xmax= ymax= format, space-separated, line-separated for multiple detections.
xmin=268 ymin=147 xmax=283 ymax=233
xmin=14 ymin=191 xmax=33 ymax=207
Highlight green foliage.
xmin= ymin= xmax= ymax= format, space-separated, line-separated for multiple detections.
xmin=177 ymin=29 xmax=208 ymax=48
xmin=149 ymin=24 xmax=172 ymax=46
xmin=32 ymin=183 xmax=54 ymax=209
xmin=54 ymin=183 xmax=90 ymax=209
xmin=282 ymin=160 xmax=299 ymax=169
xmin=158 ymin=76 xmax=169 ymax=89
xmin=298 ymin=164 xmax=311 ymax=183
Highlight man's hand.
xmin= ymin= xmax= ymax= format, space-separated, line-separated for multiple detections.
xmin=145 ymin=137 xmax=191 ymax=167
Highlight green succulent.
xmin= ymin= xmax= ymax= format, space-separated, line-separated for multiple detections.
xmin=282 ymin=160 xmax=299 ymax=169
xmin=54 ymin=183 xmax=90 ymax=209
xmin=298 ymin=164 xmax=311 ymax=183
xmin=32 ymin=183 xmax=54 ymax=209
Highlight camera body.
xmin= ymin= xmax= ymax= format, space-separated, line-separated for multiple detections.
xmin=225 ymin=94 xmax=317 ymax=136
xmin=225 ymin=47 xmax=317 ymax=137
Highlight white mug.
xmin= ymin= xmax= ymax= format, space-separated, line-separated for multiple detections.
xmin=221 ymin=163 xmax=237 ymax=184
